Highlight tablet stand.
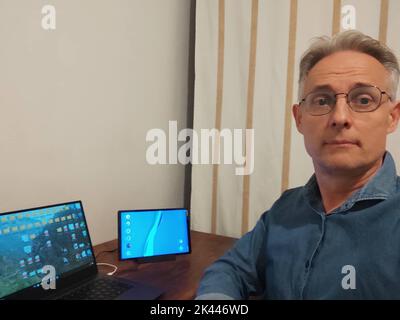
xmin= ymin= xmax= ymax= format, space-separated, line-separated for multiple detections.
xmin=135 ymin=255 xmax=177 ymax=264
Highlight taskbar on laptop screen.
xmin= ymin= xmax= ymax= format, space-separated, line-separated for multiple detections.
xmin=0 ymin=201 xmax=95 ymax=299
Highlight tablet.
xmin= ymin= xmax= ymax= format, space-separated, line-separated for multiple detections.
xmin=118 ymin=208 xmax=191 ymax=260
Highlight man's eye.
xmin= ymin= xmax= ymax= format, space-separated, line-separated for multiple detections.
xmin=311 ymin=96 xmax=331 ymax=106
xmin=354 ymin=95 xmax=373 ymax=105
xmin=318 ymin=99 xmax=328 ymax=105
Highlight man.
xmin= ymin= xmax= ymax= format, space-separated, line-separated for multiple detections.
xmin=196 ymin=30 xmax=400 ymax=299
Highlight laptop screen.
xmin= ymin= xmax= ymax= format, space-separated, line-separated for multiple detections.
xmin=118 ymin=208 xmax=191 ymax=260
xmin=0 ymin=201 xmax=95 ymax=299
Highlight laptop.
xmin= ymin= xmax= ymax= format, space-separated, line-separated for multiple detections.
xmin=0 ymin=201 xmax=163 ymax=300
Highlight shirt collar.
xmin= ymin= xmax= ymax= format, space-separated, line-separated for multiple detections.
xmin=303 ymin=151 xmax=398 ymax=215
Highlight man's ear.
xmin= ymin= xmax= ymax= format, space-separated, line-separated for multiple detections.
xmin=387 ymin=101 xmax=400 ymax=134
xmin=292 ymin=104 xmax=303 ymax=134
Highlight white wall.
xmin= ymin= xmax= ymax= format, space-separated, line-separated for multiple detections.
xmin=0 ymin=0 xmax=191 ymax=245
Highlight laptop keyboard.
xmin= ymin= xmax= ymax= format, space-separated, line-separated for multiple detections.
xmin=59 ymin=277 xmax=133 ymax=300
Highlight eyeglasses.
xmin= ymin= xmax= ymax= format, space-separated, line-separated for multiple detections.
xmin=299 ymin=85 xmax=392 ymax=116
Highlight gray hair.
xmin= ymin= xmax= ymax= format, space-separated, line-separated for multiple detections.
xmin=298 ymin=30 xmax=400 ymax=101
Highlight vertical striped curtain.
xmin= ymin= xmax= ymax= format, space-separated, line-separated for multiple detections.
xmin=191 ymin=0 xmax=400 ymax=239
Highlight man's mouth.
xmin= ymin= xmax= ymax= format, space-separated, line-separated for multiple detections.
xmin=323 ymin=139 xmax=360 ymax=147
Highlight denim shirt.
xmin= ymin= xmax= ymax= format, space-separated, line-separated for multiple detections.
xmin=196 ymin=151 xmax=400 ymax=300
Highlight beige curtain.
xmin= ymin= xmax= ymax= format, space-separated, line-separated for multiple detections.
xmin=191 ymin=0 xmax=400 ymax=239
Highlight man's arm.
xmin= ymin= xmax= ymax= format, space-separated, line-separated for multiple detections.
xmin=196 ymin=211 xmax=268 ymax=300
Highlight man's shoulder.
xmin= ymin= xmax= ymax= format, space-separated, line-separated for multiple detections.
xmin=277 ymin=186 xmax=306 ymax=204
xmin=397 ymin=175 xmax=400 ymax=192
xmin=264 ymin=186 xmax=306 ymax=218
xmin=280 ymin=186 xmax=304 ymax=197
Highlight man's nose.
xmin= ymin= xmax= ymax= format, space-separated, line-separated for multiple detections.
xmin=327 ymin=94 xmax=353 ymax=129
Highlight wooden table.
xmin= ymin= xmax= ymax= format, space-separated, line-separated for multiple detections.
xmin=93 ymin=230 xmax=237 ymax=300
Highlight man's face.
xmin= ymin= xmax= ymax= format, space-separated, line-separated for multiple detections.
xmin=293 ymin=50 xmax=400 ymax=175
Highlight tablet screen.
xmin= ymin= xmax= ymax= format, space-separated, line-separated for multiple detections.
xmin=118 ymin=208 xmax=191 ymax=260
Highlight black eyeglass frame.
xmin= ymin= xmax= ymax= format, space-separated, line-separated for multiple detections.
xmin=298 ymin=85 xmax=392 ymax=116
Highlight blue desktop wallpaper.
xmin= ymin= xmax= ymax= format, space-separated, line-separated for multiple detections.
xmin=0 ymin=202 xmax=94 ymax=299
xmin=120 ymin=209 xmax=190 ymax=259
